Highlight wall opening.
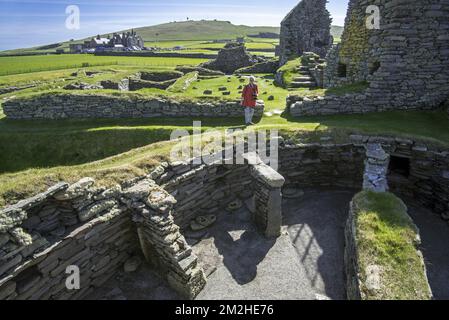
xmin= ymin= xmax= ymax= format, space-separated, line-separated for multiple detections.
xmin=389 ymin=156 xmax=411 ymax=178
xmin=337 ymin=63 xmax=347 ymax=78
xmin=369 ymin=61 xmax=381 ymax=75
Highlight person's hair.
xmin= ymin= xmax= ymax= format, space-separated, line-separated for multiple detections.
xmin=249 ymin=76 xmax=256 ymax=83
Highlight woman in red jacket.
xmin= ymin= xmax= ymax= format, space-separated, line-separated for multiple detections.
xmin=241 ymin=76 xmax=259 ymax=126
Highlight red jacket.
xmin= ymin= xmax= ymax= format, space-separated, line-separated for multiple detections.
xmin=241 ymin=84 xmax=259 ymax=108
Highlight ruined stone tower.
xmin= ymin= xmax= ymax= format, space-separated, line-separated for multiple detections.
xmin=278 ymin=0 xmax=333 ymax=65
xmin=290 ymin=0 xmax=449 ymax=117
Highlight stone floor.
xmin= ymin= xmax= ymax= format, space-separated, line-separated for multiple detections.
xmin=87 ymin=188 xmax=449 ymax=300
xmin=87 ymin=263 xmax=180 ymax=300
xmin=89 ymin=188 xmax=354 ymax=300
xmin=193 ymin=188 xmax=353 ymax=300
xmin=406 ymin=201 xmax=449 ymax=300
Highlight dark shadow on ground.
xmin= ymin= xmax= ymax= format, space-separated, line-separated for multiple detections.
xmin=0 ymin=117 xmax=256 ymax=174
xmin=282 ymin=188 xmax=357 ymax=300
xmin=405 ymin=200 xmax=449 ymax=300
xmin=86 ymin=257 xmax=180 ymax=300
xmin=209 ymin=207 xmax=276 ymax=285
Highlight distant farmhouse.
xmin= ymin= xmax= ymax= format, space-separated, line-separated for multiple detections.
xmin=70 ymin=30 xmax=145 ymax=53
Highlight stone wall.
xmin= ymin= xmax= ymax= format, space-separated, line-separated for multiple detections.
xmin=249 ymin=157 xmax=284 ymax=238
xmin=3 ymin=94 xmax=265 ymax=120
xmin=0 ymin=179 xmax=139 ymax=300
xmin=0 ymin=174 xmax=207 ymax=300
xmin=95 ymin=51 xmax=218 ymax=59
xmin=279 ymin=142 xmax=366 ymax=189
xmin=200 ymin=43 xmax=264 ymax=74
xmin=1 ymin=135 xmax=448 ymax=299
xmin=289 ymin=91 xmax=441 ymax=117
xmin=100 ymin=79 xmax=129 ymax=91
xmin=236 ymin=59 xmax=279 ymax=74
xmin=363 ymin=143 xmax=390 ymax=193
xmin=298 ymin=0 xmax=449 ymax=116
xmin=344 ymin=199 xmax=362 ymax=300
xmin=128 ymin=78 xmax=177 ymax=91
xmin=149 ymin=160 xmax=254 ymax=230
xmin=344 ymin=193 xmax=432 ymax=300
xmin=278 ymin=0 xmax=332 ymax=65
xmin=121 ymin=178 xmax=206 ymax=299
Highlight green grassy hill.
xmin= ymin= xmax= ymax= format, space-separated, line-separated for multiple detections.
xmin=129 ymin=20 xmax=279 ymax=41
xmin=331 ymin=25 xmax=344 ymax=39
xmin=0 ymin=20 xmax=344 ymax=56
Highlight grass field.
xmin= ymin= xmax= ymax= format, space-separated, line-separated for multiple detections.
xmin=0 ymin=50 xmax=448 ymax=206
xmin=0 ymin=55 xmax=209 ymax=76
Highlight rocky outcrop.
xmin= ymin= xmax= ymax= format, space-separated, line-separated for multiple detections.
xmin=200 ymin=43 xmax=264 ymax=74
xmin=3 ymin=93 xmax=265 ymax=120
xmin=278 ymin=0 xmax=332 ymax=65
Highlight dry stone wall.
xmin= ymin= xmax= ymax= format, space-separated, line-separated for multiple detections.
xmin=363 ymin=143 xmax=390 ymax=193
xmin=2 ymin=135 xmax=449 ymax=300
xmin=249 ymin=158 xmax=284 ymax=238
xmin=293 ymin=0 xmax=449 ymax=116
xmin=279 ymin=142 xmax=366 ymax=189
xmin=149 ymin=160 xmax=254 ymax=230
xmin=0 ymin=174 xmax=208 ymax=300
xmin=121 ymin=178 xmax=206 ymax=299
xmin=0 ymin=178 xmax=139 ymax=300
xmin=278 ymin=0 xmax=332 ymax=65
xmin=200 ymin=43 xmax=264 ymax=74
xmin=3 ymin=94 xmax=265 ymax=120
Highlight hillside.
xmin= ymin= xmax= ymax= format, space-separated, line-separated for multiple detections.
xmin=331 ymin=25 xmax=344 ymax=39
xmin=128 ymin=20 xmax=280 ymax=41
xmin=0 ymin=20 xmax=344 ymax=56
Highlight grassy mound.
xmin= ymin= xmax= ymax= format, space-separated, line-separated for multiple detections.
xmin=276 ymin=57 xmax=302 ymax=87
xmin=352 ymin=191 xmax=432 ymax=300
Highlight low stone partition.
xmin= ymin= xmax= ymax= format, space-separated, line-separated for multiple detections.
xmin=3 ymin=93 xmax=265 ymax=120
xmin=121 ymin=179 xmax=206 ymax=299
xmin=248 ymin=157 xmax=285 ymax=238
xmin=148 ymin=160 xmax=254 ymax=230
xmin=344 ymin=191 xmax=433 ymax=300
xmin=0 ymin=174 xmax=207 ymax=300
xmin=279 ymin=142 xmax=366 ymax=189
xmin=0 ymin=178 xmax=139 ymax=300
xmin=288 ymin=92 xmax=446 ymax=117
xmin=363 ymin=144 xmax=390 ymax=193
xmin=128 ymin=78 xmax=177 ymax=91
xmin=100 ymin=79 xmax=129 ymax=91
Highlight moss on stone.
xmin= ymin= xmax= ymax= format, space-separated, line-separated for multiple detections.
xmin=352 ymin=191 xmax=432 ymax=300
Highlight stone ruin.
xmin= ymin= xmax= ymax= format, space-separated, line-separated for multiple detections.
xmin=278 ymin=0 xmax=333 ymax=65
xmin=200 ymin=43 xmax=266 ymax=74
xmin=288 ymin=0 xmax=449 ymax=117
xmin=1 ymin=134 xmax=449 ymax=300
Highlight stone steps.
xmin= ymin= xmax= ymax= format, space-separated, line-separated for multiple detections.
xmin=293 ymin=76 xmax=314 ymax=82
xmin=290 ymin=81 xmax=316 ymax=88
xmin=297 ymin=66 xmax=310 ymax=72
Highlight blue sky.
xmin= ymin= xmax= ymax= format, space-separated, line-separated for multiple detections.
xmin=0 ymin=0 xmax=349 ymax=51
